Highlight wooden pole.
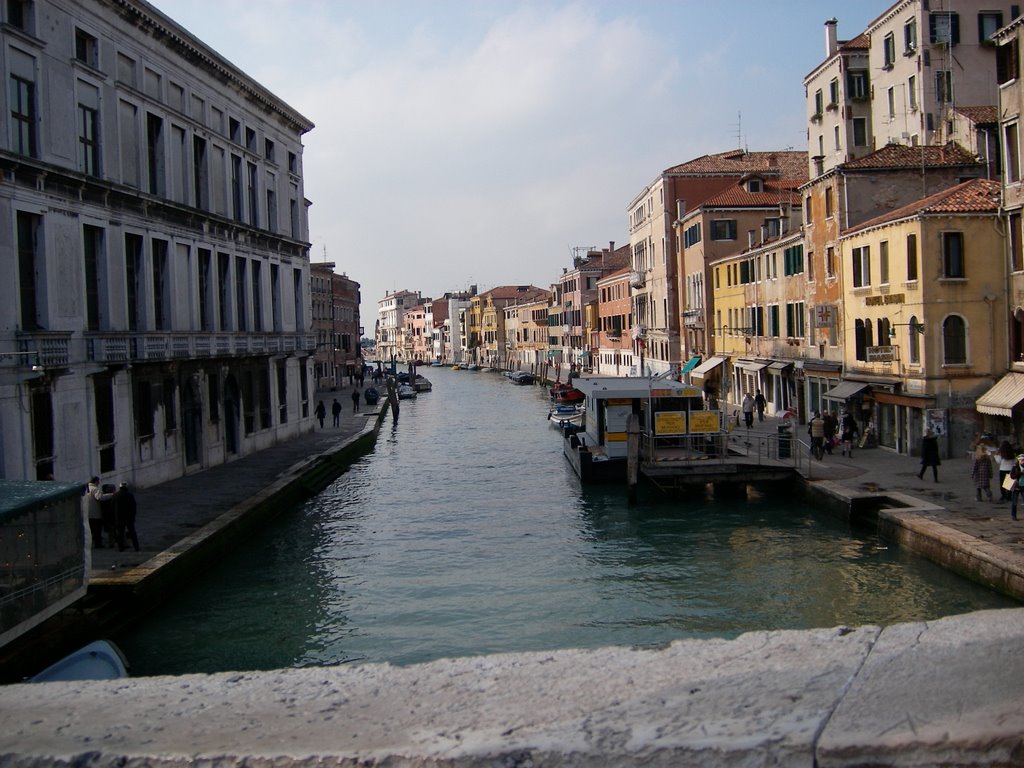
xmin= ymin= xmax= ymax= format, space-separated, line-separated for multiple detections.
xmin=626 ymin=412 xmax=640 ymax=503
xmin=385 ymin=377 xmax=400 ymax=420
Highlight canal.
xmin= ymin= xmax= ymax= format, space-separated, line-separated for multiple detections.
xmin=118 ymin=367 xmax=1016 ymax=676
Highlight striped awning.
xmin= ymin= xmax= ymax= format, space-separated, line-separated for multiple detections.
xmin=824 ymin=381 xmax=870 ymax=401
xmin=679 ymin=355 xmax=702 ymax=375
xmin=734 ymin=359 xmax=769 ymax=372
xmin=976 ymin=373 xmax=1024 ymax=417
xmin=691 ymin=356 xmax=727 ymax=377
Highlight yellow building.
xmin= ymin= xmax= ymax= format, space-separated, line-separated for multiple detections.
xmin=837 ymin=178 xmax=1005 ymax=456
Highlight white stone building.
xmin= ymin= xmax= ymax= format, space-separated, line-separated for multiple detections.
xmin=0 ymin=0 xmax=316 ymax=485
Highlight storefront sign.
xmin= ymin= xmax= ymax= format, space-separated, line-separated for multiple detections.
xmin=866 ymin=345 xmax=895 ymax=362
xmin=864 ymin=293 xmax=905 ymax=306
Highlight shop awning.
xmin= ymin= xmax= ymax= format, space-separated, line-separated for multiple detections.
xmin=734 ymin=359 xmax=768 ymax=372
xmin=976 ymin=373 xmax=1024 ymax=417
xmin=691 ymin=356 xmax=727 ymax=377
xmin=768 ymin=361 xmax=793 ymax=372
xmin=823 ymin=381 xmax=871 ymax=401
xmin=679 ymin=355 xmax=702 ymax=375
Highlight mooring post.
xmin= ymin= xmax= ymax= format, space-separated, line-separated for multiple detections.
xmin=627 ymin=413 xmax=640 ymax=503
xmin=385 ymin=377 xmax=399 ymax=420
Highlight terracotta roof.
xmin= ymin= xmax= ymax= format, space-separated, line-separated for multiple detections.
xmin=955 ymin=105 xmax=998 ymax=125
xmin=844 ymin=178 xmax=1001 ymax=234
xmin=841 ymin=143 xmax=980 ymax=170
xmin=480 ymin=285 xmax=549 ymax=303
xmin=839 ymin=32 xmax=870 ymax=51
xmin=665 ymin=149 xmax=808 ymax=182
xmin=699 ymin=182 xmax=800 ymax=208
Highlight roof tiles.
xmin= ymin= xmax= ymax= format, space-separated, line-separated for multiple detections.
xmin=844 ymin=178 xmax=1001 ymax=234
xmin=841 ymin=143 xmax=980 ymax=170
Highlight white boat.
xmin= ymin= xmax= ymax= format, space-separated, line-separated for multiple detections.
xmin=397 ymin=383 xmax=417 ymax=399
xmin=547 ymin=404 xmax=584 ymax=428
xmin=30 ymin=639 xmax=128 ymax=682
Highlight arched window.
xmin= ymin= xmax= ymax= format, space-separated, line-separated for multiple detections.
xmin=942 ymin=315 xmax=967 ymax=364
xmin=877 ymin=318 xmax=891 ymax=345
xmin=909 ymin=314 xmax=921 ymax=364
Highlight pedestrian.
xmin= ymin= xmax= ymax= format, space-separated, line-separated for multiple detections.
xmin=83 ymin=476 xmax=110 ymax=548
xmin=314 ymin=400 xmax=326 ymax=428
xmin=741 ymin=393 xmax=755 ymax=428
xmin=917 ymin=428 xmax=941 ymax=481
xmin=331 ymin=398 xmax=342 ymax=427
xmin=822 ymin=410 xmax=837 ymax=455
xmin=808 ymin=411 xmax=825 ymax=460
xmin=997 ymin=441 xmax=1016 ymax=501
xmin=1010 ymin=455 xmax=1024 ymax=520
xmin=351 ymin=387 xmax=361 ymax=413
xmin=840 ymin=411 xmax=859 ymax=457
xmin=115 ymin=482 xmax=140 ymax=552
xmin=754 ymin=390 xmax=766 ymax=422
xmin=971 ymin=444 xmax=994 ymax=502
xmin=100 ymin=483 xmax=117 ymax=545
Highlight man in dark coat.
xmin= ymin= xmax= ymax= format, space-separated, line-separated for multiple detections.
xmin=115 ymin=482 xmax=139 ymax=552
xmin=918 ymin=429 xmax=941 ymax=481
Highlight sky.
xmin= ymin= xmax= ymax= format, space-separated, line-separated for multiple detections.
xmin=149 ymin=0 xmax=883 ymax=334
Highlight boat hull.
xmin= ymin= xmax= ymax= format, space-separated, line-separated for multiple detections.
xmin=563 ymin=433 xmax=627 ymax=483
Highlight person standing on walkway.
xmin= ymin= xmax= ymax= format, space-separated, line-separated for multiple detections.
xmin=808 ymin=411 xmax=825 ymax=460
xmin=331 ymin=398 xmax=342 ymax=427
xmin=314 ymin=400 xmax=326 ymax=428
xmin=83 ymin=477 xmax=110 ymax=548
xmin=822 ymin=410 xmax=837 ymax=455
xmin=741 ymin=393 xmax=755 ymax=428
xmin=997 ymin=441 xmax=1016 ymax=501
xmin=754 ymin=390 xmax=766 ymax=422
xmin=971 ymin=444 xmax=994 ymax=502
xmin=1010 ymin=455 xmax=1024 ymax=520
xmin=917 ymin=429 xmax=941 ymax=481
xmin=839 ymin=411 xmax=859 ymax=457
xmin=115 ymin=482 xmax=140 ymax=552
xmin=351 ymin=387 xmax=361 ymax=413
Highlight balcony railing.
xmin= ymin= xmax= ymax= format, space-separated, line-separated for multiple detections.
xmin=629 ymin=271 xmax=646 ymax=288
xmin=83 ymin=331 xmax=316 ymax=365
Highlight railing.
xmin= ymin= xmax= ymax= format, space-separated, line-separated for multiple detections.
xmin=83 ymin=332 xmax=317 ymax=365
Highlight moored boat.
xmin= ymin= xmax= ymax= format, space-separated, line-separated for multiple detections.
xmin=547 ymin=404 xmax=585 ymax=429
xmin=412 ymin=375 xmax=432 ymax=392
xmin=397 ymin=383 xmax=417 ymax=399
xmin=550 ymin=382 xmax=584 ymax=404
xmin=30 ymin=639 xmax=129 ymax=682
xmin=510 ymin=371 xmax=536 ymax=385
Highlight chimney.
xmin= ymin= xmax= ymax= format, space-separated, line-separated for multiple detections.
xmin=748 ymin=230 xmax=756 ymax=248
xmin=676 ymin=199 xmax=686 ymax=220
xmin=825 ymin=18 xmax=838 ymax=57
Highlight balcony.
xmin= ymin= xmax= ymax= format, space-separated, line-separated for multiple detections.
xmin=84 ymin=331 xmax=317 ymax=365
xmin=629 ymin=271 xmax=646 ymax=288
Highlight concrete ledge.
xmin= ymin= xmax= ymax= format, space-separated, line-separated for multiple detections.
xmin=2 ymin=609 xmax=1023 ymax=766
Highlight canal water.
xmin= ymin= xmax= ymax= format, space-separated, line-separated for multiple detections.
xmin=118 ymin=367 xmax=1016 ymax=676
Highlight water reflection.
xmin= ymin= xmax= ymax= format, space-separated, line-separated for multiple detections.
xmin=118 ymin=368 xmax=1016 ymax=676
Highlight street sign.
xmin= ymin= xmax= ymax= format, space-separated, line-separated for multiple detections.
xmin=866 ymin=345 xmax=895 ymax=362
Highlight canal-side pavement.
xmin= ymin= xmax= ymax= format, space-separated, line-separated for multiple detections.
xmin=2 ymin=379 xmax=1024 ymax=766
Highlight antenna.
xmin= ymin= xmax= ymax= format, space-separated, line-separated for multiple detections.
xmin=729 ymin=111 xmax=742 ymax=149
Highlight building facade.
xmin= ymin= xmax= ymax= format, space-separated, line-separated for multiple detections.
xmin=1 ymin=0 xmax=316 ymax=485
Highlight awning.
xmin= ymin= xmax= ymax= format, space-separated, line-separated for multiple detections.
xmin=691 ymin=356 xmax=727 ymax=377
xmin=823 ymin=381 xmax=871 ymax=401
xmin=734 ymin=359 xmax=768 ymax=372
xmin=976 ymin=373 xmax=1024 ymax=417
xmin=679 ymin=355 xmax=701 ymax=375
xmin=768 ymin=361 xmax=793 ymax=372
xmin=874 ymin=391 xmax=936 ymax=408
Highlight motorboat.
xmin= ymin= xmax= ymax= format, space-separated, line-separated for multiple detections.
xmin=397 ymin=384 xmax=417 ymax=399
xmin=548 ymin=404 xmax=584 ymax=429
xmin=412 ymin=375 xmax=432 ymax=392
xmin=30 ymin=639 xmax=129 ymax=682
xmin=550 ymin=382 xmax=584 ymax=404
xmin=509 ymin=371 xmax=536 ymax=385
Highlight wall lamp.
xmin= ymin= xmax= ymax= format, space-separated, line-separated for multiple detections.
xmin=888 ymin=321 xmax=925 ymax=338
xmin=0 ymin=351 xmax=43 ymax=371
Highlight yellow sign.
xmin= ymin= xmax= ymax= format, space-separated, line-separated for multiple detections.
xmin=688 ymin=411 xmax=721 ymax=434
xmin=654 ymin=411 xmax=686 ymax=435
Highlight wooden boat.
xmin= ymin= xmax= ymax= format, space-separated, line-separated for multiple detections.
xmin=397 ymin=383 xmax=418 ymax=399
xmin=550 ymin=382 xmax=584 ymax=404
xmin=412 ymin=375 xmax=432 ymax=392
xmin=30 ymin=639 xmax=128 ymax=682
xmin=510 ymin=372 xmax=536 ymax=385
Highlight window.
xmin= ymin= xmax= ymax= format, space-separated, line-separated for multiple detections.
xmin=768 ymin=305 xmax=780 ymax=337
xmin=786 ymin=302 xmax=805 ymax=337
xmin=218 ymin=252 xmax=231 ymax=330
xmin=783 ymin=244 xmax=804 ymax=276
xmin=814 ymin=89 xmax=823 ymax=117
xmin=851 ymin=245 xmax=871 ymax=288
xmin=884 ymin=32 xmax=896 ymax=68
xmin=747 ymin=178 xmax=762 ymax=193
xmin=1006 ymin=123 xmax=1020 ymax=183
xmin=853 ymin=117 xmax=867 ymax=147
xmin=251 ymin=261 xmax=262 ymax=332
xmin=264 ymin=138 xmax=275 ymax=162
xmin=710 ymin=219 xmax=737 ymax=240
xmin=94 ymin=375 xmax=116 ymax=472
xmin=231 ymin=154 xmax=243 ymax=221
xmin=235 ymin=257 xmax=247 ymax=331
xmin=908 ymin=75 xmax=917 ymax=111
xmin=804 ymin=195 xmax=812 ymax=222
xmin=193 ymin=135 xmax=208 ymax=208
xmin=909 ymin=314 xmax=921 ymax=364
xmin=245 ymin=126 xmax=256 ymax=152
xmin=146 ymin=113 xmax=164 ymax=195
xmin=828 ymin=77 xmax=839 ymax=107
xmin=7 ymin=0 xmax=33 ymax=32
xmin=826 ymin=246 xmax=836 ymax=277
xmin=134 ymin=380 xmax=154 ymax=439
xmin=998 ymin=38 xmax=1020 ymax=85
xmin=198 ymin=248 xmax=212 ymax=330
xmin=825 ymin=187 xmax=834 ymax=218
xmin=17 ymin=211 xmax=42 ymax=330
xmin=162 ymin=378 xmax=177 ymax=431
xmin=942 ymin=232 xmax=965 ymax=278
xmin=979 ymin=12 xmax=1003 ymax=45
xmin=887 ymin=86 xmax=896 ymax=118
xmin=78 ymin=104 xmax=99 ymax=176
xmin=1012 ymin=213 xmax=1024 ymax=273
xmin=152 ymin=239 xmax=169 ymax=330
xmin=10 ymin=74 xmax=36 ymax=158
xmin=904 ymin=17 xmax=917 ymax=53
xmin=879 ymin=241 xmax=889 ymax=284
xmin=907 ymin=233 xmax=918 ymax=280
xmin=83 ymin=224 xmax=104 ymax=331
xmin=229 ymin=117 xmax=241 ymax=143
xmin=125 ymin=233 xmax=142 ymax=331
xmin=247 ymin=160 xmax=259 ymax=226
xmin=943 ymin=315 xmax=967 ymax=364
xmin=74 ymin=28 xmax=99 ymax=67
xmin=683 ymin=223 xmax=701 ymax=247
xmin=930 ymin=12 xmax=960 ymax=45
xmin=834 ymin=125 xmax=841 ymax=150
xmin=935 ymin=71 xmax=953 ymax=104
xmin=848 ymin=70 xmax=868 ymax=100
